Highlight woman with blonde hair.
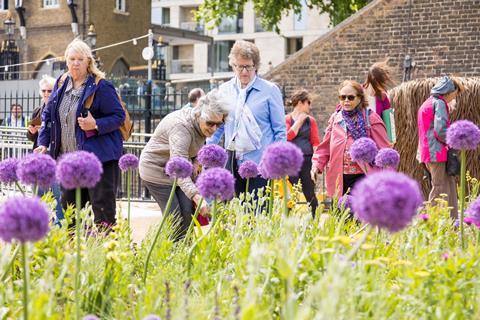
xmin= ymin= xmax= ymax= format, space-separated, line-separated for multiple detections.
xmin=311 ymin=80 xmax=390 ymax=198
xmin=286 ymin=89 xmax=320 ymax=217
xmin=36 ymin=39 xmax=125 ymax=226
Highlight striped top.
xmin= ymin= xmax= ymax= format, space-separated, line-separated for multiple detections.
xmin=58 ymin=78 xmax=86 ymax=154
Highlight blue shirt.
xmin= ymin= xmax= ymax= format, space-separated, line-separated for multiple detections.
xmin=207 ymin=76 xmax=286 ymax=164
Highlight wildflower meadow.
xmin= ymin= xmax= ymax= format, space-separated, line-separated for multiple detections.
xmin=0 ymin=121 xmax=480 ymax=319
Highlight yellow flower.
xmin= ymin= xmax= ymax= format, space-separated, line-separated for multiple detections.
xmin=104 ymin=240 xmax=117 ymax=251
xmin=106 ymin=252 xmax=121 ymax=264
xmin=287 ymin=200 xmax=295 ymax=209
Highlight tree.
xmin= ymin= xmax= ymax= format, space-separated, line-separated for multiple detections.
xmin=195 ymin=0 xmax=371 ymax=33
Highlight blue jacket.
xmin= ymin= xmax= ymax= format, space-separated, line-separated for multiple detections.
xmin=38 ymin=74 xmax=125 ymax=162
xmin=207 ymin=76 xmax=286 ymax=164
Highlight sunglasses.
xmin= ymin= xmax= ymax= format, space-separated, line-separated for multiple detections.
xmin=41 ymin=89 xmax=52 ymax=93
xmin=339 ymin=95 xmax=358 ymax=101
xmin=205 ymin=120 xmax=224 ymax=128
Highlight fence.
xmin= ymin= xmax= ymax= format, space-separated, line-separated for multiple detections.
xmin=0 ymin=127 xmax=152 ymax=200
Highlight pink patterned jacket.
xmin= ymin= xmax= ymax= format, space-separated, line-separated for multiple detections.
xmin=417 ymin=95 xmax=450 ymax=163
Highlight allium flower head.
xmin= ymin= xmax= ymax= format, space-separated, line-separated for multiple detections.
xmin=56 ymin=151 xmax=103 ymax=189
xmin=261 ymin=142 xmax=303 ymax=179
xmin=350 ymin=137 xmax=378 ymax=163
xmin=419 ymin=213 xmax=430 ymax=221
xmin=119 ymin=153 xmax=139 ymax=171
xmin=0 ymin=158 xmax=19 ymax=184
xmin=257 ymin=160 xmax=270 ymax=179
xmin=143 ymin=316 xmax=161 ymax=320
xmin=165 ymin=157 xmax=193 ymax=179
xmin=375 ymin=148 xmax=400 ymax=169
xmin=238 ymin=160 xmax=258 ymax=179
xmin=465 ymin=197 xmax=480 ymax=228
xmin=337 ymin=194 xmax=353 ymax=211
xmin=446 ymin=120 xmax=480 ymax=150
xmin=196 ymin=167 xmax=235 ymax=201
xmin=0 ymin=196 xmax=50 ymax=243
xmin=17 ymin=153 xmax=56 ymax=188
xmin=82 ymin=316 xmax=100 ymax=320
xmin=351 ymin=171 xmax=423 ymax=233
xmin=197 ymin=144 xmax=228 ymax=169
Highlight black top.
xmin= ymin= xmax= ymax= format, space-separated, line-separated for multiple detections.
xmin=291 ymin=117 xmax=313 ymax=156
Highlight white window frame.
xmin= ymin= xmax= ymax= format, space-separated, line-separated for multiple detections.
xmin=115 ymin=0 xmax=126 ymax=12
xmin=43 ymin=0 xmax=59 ymax=8
xmin=0 ymin=0 xmax=9 ymax=11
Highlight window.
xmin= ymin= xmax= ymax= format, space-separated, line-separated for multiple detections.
xmin=115 ymin=0 xmax=126 ymax=12
xmin=43 ymin=0 xmax=59 ymax=8
xmin=218 ymin=12 xmax=243 ymax=34
xmin=286 ymin=37 xmax=303 ymax=58
xmin=161 ymin=7 xmax=170 ymax=25
xmin=0 ymin=0 xmax=8 ymax=10
xmin=208 ymin=40 xmax=235 ymax=73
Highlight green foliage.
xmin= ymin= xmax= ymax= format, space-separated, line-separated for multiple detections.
xmin=195 ymin=0 xmax=371 ymax=33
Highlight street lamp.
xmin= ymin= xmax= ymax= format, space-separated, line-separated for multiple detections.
xmin=1 ymin=11 xmax=20 ymax=80
xmin=86 ymin=24 xmax=97 ymax=50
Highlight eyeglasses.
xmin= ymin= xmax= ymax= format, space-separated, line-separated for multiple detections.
xmin=339 ymin=95 xmax=358 ymax=101
xmin=232 ymin=64 xmax=256 ymax=72
xmin=205 ymin=120 xmax=224 ymax=128
xmin=41 ymin=89 xmax=52 ymax=93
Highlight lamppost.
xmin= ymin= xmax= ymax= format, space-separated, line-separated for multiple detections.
xmin=1 ymin=11 xmax=20 ymax=80
xmin=85 ymin=24 xmax=102 ymax=69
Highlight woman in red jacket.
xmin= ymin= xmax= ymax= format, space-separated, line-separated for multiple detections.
xmin=286 ymin=89 xmax=320 ymax=217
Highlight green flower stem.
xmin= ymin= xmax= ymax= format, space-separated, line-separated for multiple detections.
xmin=345 ymin=224 xmax=373 ymax=261
xmin=32 ymin=185 xmax=38 ymax=197
xmin=127 ymin=170 xmax=132 ymax=228
xmin=269 ymin=179 xmax=274 ymax=216
xmin=282 ymin=177 xmax=289 ymax=217
xmin=460 ymin=150 xmax=466 ymax=249
xmin=0 ymin=244 xmax=20 ymax=282
xmin=363 ymin=164 xmax=369 ymax=175
xmin=184 ymin=197 xmax=204 ymax=243
xmin=143 ymin=178 xmax=177 ymax=284
xmin=245 ymin=178 xmax=250 ymax=198
xmin=75 ymin=187 xmax=81 ymax=320
xmin=187 ymin=199 xmax=218 ymax=278
xmin=21 ymin=242 xmax=29 ymax=320
xmin=15 ymin=181 xmax=25 ymax=196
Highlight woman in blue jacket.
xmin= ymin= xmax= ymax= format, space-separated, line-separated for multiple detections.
xmin=36 ymin=39 xmax=125 ymax=226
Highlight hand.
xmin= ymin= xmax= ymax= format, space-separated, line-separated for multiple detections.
xmin=310 ymin=166 xmax=319 ymax=182
xmin=34 ymin=145 xmax=47 ymax=154
xmin=193 ymin=194 xmax=210 ymax=218
xmin=77 ymin=111 xmax=97 ymax=131
xmin=27 ymin=125 xmax=38 ymax=134
xmin=297 ymin=112 xmax=308 ymax=123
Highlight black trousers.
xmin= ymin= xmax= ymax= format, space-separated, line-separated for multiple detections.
xmin=143 ymin=180 xmax=193 ymax=240
xmin=289 ymin=155 xmax=318 ymax=217
xmin=62 ymin=160 xmax=119 ymax=225
xmin=227 ymin=151 xmax=268 ymax=197
xmin=342 ymin=173 xmax=365 ymax=195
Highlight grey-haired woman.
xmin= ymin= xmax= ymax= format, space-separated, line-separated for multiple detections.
xmin=139 ymin=89 xmax=230 ymax=239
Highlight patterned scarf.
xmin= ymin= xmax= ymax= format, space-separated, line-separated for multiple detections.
xmin=342 ymin=108 xmax=367 ymax=140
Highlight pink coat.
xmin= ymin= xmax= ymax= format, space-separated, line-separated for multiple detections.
xmin=313 ymin=109 xmax=390 ymax=198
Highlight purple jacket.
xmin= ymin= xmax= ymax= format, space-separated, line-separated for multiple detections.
xmin=38 ymin=74 xmax=125 ymax=162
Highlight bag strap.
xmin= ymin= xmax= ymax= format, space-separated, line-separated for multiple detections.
xmin=84 ymin=76 xmax=103 ymax=110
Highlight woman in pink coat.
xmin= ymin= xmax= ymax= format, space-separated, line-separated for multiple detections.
xmin=311 ymin=80 xmax=390 ymax=198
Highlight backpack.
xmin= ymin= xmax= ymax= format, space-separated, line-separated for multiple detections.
xmin=58 ymin=73 xmax=134 ymax=141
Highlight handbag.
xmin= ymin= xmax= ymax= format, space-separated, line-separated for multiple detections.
xmin=446 ymin=148 xmax=460 ymax=176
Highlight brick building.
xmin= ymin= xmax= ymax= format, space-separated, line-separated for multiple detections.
xmin=266 ymin=0 xmax=480 ymax=131
xmin=0 ymin=0 xmax=150 ymax=79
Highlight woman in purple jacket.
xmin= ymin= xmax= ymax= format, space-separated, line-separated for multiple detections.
xmin=35 ymin=39 xmax=125 ymax=226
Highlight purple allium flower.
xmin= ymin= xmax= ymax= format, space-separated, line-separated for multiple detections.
xmin=238 ymin=160 xmax=258 ymax=179
xmin=350 ymin=137 xmax=378 ymax=163
xmin=337 ymin=194 xmax=353 ymax=211
xmin=442 ymin=252 xmax=449 ymax=260
xmin=119 ymin=153 xmax=139 ymax=171
xmin=56 ymin=151 xmax=103 ymax=190
xmin=143 ymin=316 xmax=161 ymax=320
xmin=419 ymin=213 xmax=430 ymax=221
xmin=0 ymin=158 xmax=19 ymax=184
xmin=17 ymin=153 xmax=56 ymax=188
xmin=464 ymin=197 xmax=480 ymax=228
xmin=351 ymin=171 xmax=423 ymax=233
xmin=257 ymin=160 xmax=270 ymax=179
xmin=0 ymin=196 xmax=50 ymax=243
xmin=463 ymin=216 xmax=474 ymax=226
xmin=82 ymin=316 xmax=100 ymax=320
xmin=375 ymin=148 xmax=400 ymax=169
xmin=261 ymin=142 xmax=303 ymax=179
xmin=197 ymin=144 xmax=228 ymax=169
xmin=196 ymin=167 xmax=235 ymax=201
xmin=446 ymin=120 xmax=480 ymax=150
xmin=165 ymin=156 xmax=193 ymax=179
